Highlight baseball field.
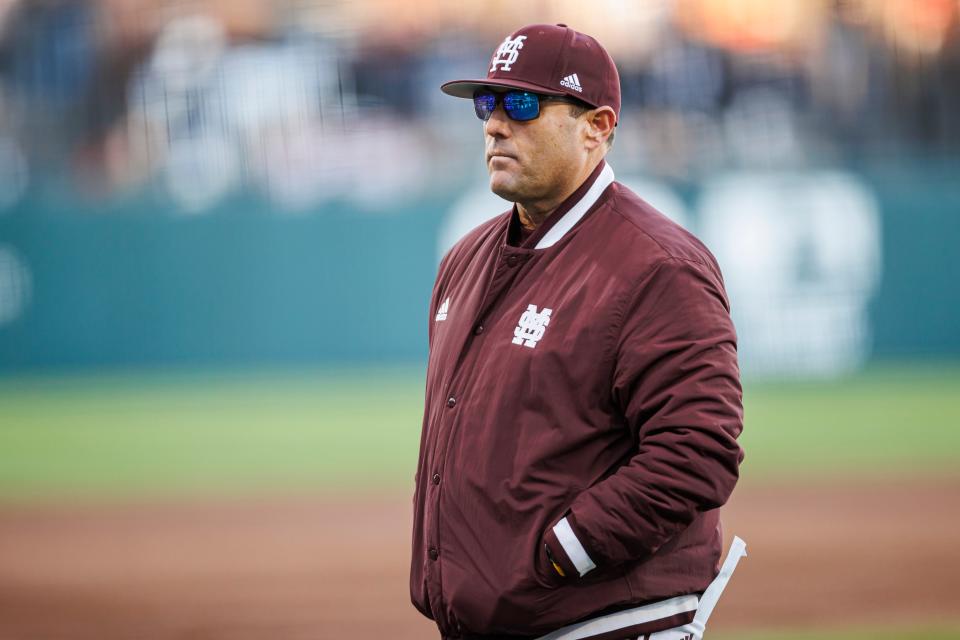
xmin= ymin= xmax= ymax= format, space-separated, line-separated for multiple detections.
xmin=0 ymin=362 xmax=958 ymax=639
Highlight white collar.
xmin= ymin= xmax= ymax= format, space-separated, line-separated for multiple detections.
xmin=534 ymin=163 xmax=615 ymax=250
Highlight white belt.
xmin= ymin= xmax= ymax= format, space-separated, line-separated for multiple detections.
xmin=534 ymin=536 xmax=747 ymax=640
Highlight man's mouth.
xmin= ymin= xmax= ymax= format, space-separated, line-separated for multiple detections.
xmin=487 ymin=151 xmax=517 ymax=163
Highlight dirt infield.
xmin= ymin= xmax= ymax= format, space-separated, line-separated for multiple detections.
xmin=0 ymin=479 xmax=957 ymax=639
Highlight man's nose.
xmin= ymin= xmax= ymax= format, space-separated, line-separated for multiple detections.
xmin=484 ymin=103 xmax=512 ymax=138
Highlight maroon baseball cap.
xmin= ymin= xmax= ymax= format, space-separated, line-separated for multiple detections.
xmin=442 ymin=23 xmax=621 ymax=123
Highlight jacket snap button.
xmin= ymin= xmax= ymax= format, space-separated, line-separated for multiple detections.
xmin=432 ymin=473 xmax=441 ymax=484
xmin=507 ymin=255 xmax=519 ymax=267
xmin=446 ymin=396 xmax=456 ymax=408
xmin=429 ymin=547 xmax=439 ymax=560
xmin=474 ymin=324 xmax=484 ymax=335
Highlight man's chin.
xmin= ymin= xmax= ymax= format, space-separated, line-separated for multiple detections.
xmin=488 ymin=174 xmax=520 ymax=202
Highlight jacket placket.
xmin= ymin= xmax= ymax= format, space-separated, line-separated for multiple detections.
xmin=423 ymin=242 xmax=535 ymax=637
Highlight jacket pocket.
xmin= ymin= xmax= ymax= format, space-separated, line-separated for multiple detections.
xmin=533 ymin=533 xmax=567 ymax=589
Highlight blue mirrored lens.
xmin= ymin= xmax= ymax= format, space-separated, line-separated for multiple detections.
xmin=472 ymin=89 xmax=543 ymax=122
xmin=503 ymin=91 xmax=540 ymax=121
xmin=473 ymin=92 xmax=496 ymax=121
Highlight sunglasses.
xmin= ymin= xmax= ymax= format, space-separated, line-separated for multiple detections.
xmin=473 ymin=89 xmax=586 ymax=122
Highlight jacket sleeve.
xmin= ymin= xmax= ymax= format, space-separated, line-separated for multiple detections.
xmin=545 ymin=256 xmax=744 ymax=576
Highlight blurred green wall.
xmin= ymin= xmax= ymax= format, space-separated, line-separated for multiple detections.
xmin=0 ymin=192 xmax=446 ymax=369
xmin=0 ymin=164 xmax=957 ymax=371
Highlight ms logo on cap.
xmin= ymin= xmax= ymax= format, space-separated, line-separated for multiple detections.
xmin=490 ymin=35 xmax=527 ymax=72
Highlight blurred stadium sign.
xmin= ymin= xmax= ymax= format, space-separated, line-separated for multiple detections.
xmin=699 ymin=171 xmax=882 ymax=378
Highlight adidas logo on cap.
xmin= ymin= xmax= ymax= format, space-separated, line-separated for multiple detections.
xmin=560 ymin=73 xmax=583 ymax=92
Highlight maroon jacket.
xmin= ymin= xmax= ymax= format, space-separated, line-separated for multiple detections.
xmin=410 ymin=160 xmax=744 ymax=639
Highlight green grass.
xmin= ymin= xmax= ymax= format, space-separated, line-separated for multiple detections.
xmin=739 ymin=362 xmax=960 ymax=478
xmin=0 ymin=362 xmax=957 ymax=501
xmin=0 ymin=365 xmax=427 ymax=501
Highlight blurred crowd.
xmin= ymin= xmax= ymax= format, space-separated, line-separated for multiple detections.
xmin=0 ymin=0 xmax=957 ymax=213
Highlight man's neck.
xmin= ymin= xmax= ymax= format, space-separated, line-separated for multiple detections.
xmin=515 ymin=157 xmax=604 ymax=231
xmin=516 ymin=203 xmax=549 ymax=230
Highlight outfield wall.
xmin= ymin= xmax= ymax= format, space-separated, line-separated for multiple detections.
xmin=0 ymin=162 xmax=957 ymax=372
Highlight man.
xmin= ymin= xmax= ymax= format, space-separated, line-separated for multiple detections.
xmin=410 ymin=23 xmax=746 ymax=640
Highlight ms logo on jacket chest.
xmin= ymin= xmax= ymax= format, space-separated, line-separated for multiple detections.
xmin=512 ymin=304 xmax=553 ymax=348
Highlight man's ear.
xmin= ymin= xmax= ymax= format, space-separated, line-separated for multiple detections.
xmin=585 ymin=106 xmax=616 ymax=150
